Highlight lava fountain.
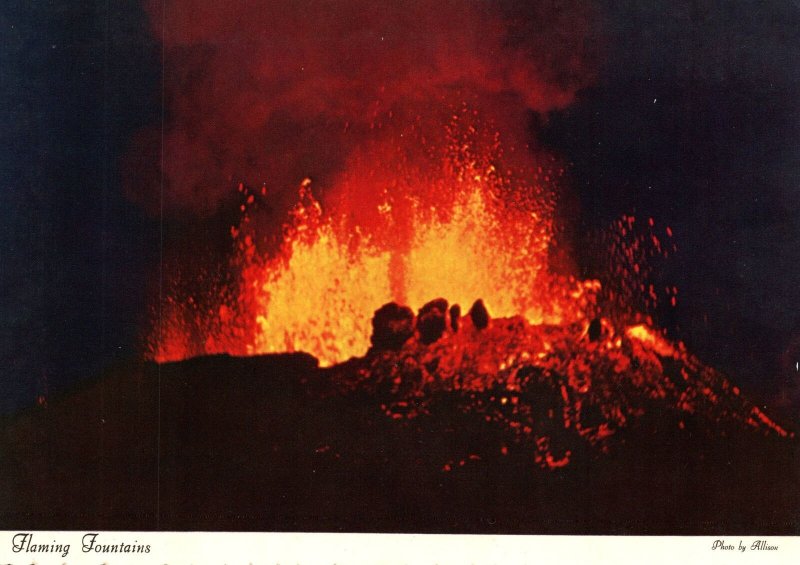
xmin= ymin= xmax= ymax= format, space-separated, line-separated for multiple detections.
xmin=132 ymin=0 xmax=609 ymax=367
xmin=150 ymin=108 xmax=598 ymax=365
xmin=133 ymin=1 xmax=790 ymax=449
xmin=4 ymin=2 xmax=797 ymax=536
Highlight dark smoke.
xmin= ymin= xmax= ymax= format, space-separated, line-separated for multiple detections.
xmin=124 ymin=0 xmax=603 ymax=218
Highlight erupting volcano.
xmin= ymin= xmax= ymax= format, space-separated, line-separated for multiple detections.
xmin=2 ymin=0 xmax=797 ymax=535
xmin=145 ymin=99 xmax=792 ymax=445
xmin=143 ymin=113 xmax=793 ymax=475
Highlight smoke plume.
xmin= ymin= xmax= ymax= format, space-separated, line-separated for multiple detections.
xmin=125 ymin=0 xmax=602 ymax=218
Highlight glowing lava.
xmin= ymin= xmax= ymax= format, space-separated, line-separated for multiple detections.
xmin=149 ymin=117 xmax=596 ymax=365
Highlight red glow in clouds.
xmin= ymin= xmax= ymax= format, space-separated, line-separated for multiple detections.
xmin=127 ymin=0 xmax=602 ymax=216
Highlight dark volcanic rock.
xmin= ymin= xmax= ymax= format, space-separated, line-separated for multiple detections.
xmin=468 ymin=299 xmax=489 ymax=329
xmin=449 ymin=304 xmax=461 ymax=332
xmin=417 ymin=298 xmax=449 ymax=344
xmin=588 ymin=317 xmax=602 ymax=342
xmin=370 ymin=302 xmax=415 ymax=351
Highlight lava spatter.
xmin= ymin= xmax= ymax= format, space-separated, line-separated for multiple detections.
xmin=148 ymin=116 xmax=584 ymax=365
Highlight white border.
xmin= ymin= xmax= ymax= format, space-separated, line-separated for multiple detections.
xmin=1 ymin=532 xmax=798 ymax=565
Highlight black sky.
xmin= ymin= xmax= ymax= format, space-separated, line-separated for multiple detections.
xmin=1 ymin=0 xmax=160 ymax=412
xmin=2 ymin=0 xmax=799 ymax=417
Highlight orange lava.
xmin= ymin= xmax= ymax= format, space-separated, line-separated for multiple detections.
xmin=148 ymin=115 xmax=595 ymax=365
xmin=625 ymin=324 xmax=676 ymax=357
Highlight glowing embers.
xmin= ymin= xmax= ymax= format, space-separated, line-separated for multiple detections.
xmin=593 ymin=214 xmax=679 ymax=316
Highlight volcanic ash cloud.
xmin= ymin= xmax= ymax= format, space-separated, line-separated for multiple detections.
xmin=125 ymin=0 xmax=602 ymax=217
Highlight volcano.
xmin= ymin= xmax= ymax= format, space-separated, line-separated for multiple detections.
xmin=1 ymin=299 xmax=796 ymax=533
xmin=2 ymin=92 xmax=797 ymax=537
xmin=3 ymin=0 xmax=798 ymax=538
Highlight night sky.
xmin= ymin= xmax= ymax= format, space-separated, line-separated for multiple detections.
xmin=2 ymin=0 xmax=799 ymax=419
xmin=2 ymin=0 xmax=160 ymax=413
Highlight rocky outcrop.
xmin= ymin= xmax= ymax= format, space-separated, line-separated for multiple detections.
xmin=468 ymin=299 xmax=490 ymax=329
xmin=370 ymin=302 xmax=415 ymax=351
xmin=417 ymin=298 xmax=449 ymax=344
